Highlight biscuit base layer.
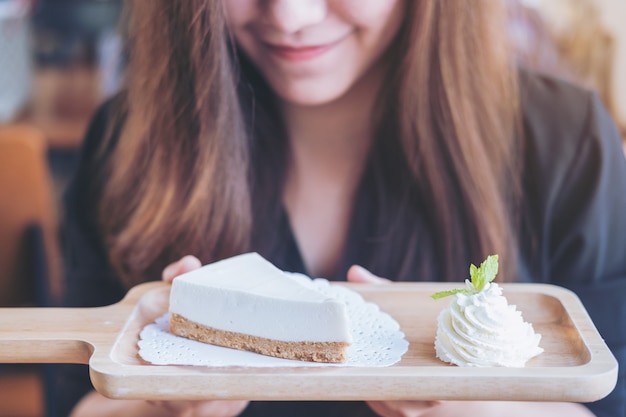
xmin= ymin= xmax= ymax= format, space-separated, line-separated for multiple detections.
xmin=170 ymin=313 xmax=348 ymax=363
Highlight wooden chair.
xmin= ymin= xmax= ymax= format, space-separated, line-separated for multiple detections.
xmin=0 ymin=124 xmax=63 ymax=417
xmin=0 ymin=124 xmax=62 ymax=306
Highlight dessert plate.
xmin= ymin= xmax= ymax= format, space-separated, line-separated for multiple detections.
xmin=0 ymin=282 xmax=617 ymax=402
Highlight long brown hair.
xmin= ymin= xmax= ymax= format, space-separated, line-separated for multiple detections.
xmin=100 ymin=0 xmax=519 ymax=287
xmin=396 ymin=1 xmax=520 ymax=280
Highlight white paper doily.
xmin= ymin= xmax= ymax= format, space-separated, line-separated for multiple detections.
xmin=138 ymin=276 xmax=408 ymax=367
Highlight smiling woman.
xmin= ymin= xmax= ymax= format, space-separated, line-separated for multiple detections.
xmin=99 ymin=0 xmax=519 ymax=289
xmin=223 ymin=0 xmax=404 ymax=105
xmin=57 ymin=1 xmax=626 ymax=417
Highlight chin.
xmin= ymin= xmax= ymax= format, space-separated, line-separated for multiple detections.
xmin=271 ymin=81 xmax=353 ymax=107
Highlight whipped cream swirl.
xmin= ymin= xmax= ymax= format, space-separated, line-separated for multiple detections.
xmin=435 ymin=282 xmax=543 ymax=367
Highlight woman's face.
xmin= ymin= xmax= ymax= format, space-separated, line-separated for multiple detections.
xmin=224 ymin=0 xmax=406 ymax=106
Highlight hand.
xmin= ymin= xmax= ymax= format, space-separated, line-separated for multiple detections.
xmin=162 ymin=255 xmax=202 ymax=283
xmin=347 ymin=266 xmax=440 ymax=416
xmin=346 ymin=265 xmax=390 ymax=284
xmin=149 ymin=400 xmax=249 ymax=417
xmin=364 ymin=401 xmax=441 ymax=417
xmin=346 ymin=268 xmax=595 ymax=417
xmin=403 ymin=401 xmax=595 ymax=417
xmin=70 ymin=392 xmax=248 ymax=417
xmin=361 ymin=401 xmax=594 ymax=417
xmin=158 ymin=257 xmax=249 ymax=417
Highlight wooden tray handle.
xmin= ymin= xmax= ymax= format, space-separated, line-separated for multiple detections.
xmin=0 ymin=307 xmax=98 ymax=363
xmin=0 ymin=282 xmax=165 ymax=364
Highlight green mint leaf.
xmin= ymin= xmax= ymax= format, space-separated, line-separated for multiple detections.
xmin=470 ymin=254 xmax=499 ymax=292
xmin=469 ymin=262 xmax=482 ymax=291
xmin=469 ymin=263 xmax=478 ymax=278
xmin=432 ymin=254 xmax=499 ymax=300
xmin=431 ymin=288 xmax=473 ymax=300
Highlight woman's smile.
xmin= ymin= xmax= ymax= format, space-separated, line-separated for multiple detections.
xmin=264 ymin=37 xmax=346 ymax=62
xmin=224 ymin=0 xmax=405 ymax=105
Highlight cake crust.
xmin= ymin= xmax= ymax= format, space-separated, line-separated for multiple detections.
xmin=170 ymin=313 xmax=348 ymax=363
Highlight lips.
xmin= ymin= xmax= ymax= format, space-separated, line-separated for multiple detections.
xmin=265 ymin=38 xmax=343 ymax=62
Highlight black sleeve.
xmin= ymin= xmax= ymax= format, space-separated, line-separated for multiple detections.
xmin=552 ymin=94 xmax=626 ymax=417
xmin=61 ymin=102 xmax=126 ymax=309
xmin=521 ymin=72 xmax=626 ymax=417
xmin=54 ymin=98 xmax=127 ymax=417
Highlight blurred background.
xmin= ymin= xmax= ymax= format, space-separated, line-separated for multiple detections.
xmin=0 ymin=1 xmax=624 ymax=416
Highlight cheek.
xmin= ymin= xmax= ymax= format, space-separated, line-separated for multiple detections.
xmin=336 ymin=0 xmax=405 ymax=39
xmin=223 ymin=0 xmax=259 ymax=58
xmin=222 ymin=0 xmax=256 ymax=28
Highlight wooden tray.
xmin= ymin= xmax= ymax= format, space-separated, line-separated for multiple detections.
xmin=0 ymin=282 xmax=618 ymax=402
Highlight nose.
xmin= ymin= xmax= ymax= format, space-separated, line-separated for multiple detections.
xmin=263 ymin=0 xmax=327 ymax=34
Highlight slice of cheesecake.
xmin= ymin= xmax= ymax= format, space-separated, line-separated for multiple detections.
xmin=169 ymin=252 xmax=352 ymax=362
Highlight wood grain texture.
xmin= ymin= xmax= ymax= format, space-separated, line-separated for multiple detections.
xmin=0 ymin=282 xmax=618 ymax=402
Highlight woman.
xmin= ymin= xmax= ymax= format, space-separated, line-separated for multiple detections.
xmin=58 ymin=1 xmax=626 ymax=416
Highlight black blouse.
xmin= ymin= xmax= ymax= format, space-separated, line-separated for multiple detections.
xmin=55 ymin=70 xmax=626 ymax=417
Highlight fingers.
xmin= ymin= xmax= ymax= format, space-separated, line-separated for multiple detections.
xmin=149 ymin=400 xmax=249 ymax=417
xmin=193 ymin=400 xmax=249 ymax=417
xmin=366 ymin=400 xmax=441 ymax=417
xmin=148 ymin=400 xmax=192 ymax=414
xmin=346 ymin=265 xmax=391 ymax=284
xmin=162 ymin=255 xmax=202 ymax=283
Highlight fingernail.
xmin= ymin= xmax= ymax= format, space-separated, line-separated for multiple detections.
xmin=353 ymin=265 xmax=370 ymax=276
xmin=162 ymin=263 xmax=177 ymax=280
xmin=181 ymin=255 xmax=201 ymax=269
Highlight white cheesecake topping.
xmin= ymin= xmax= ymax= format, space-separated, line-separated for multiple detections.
xmin=169 ymin=253 xmax=352 ymax=343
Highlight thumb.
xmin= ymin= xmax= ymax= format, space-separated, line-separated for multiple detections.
xmin=162 ymin=255 xmax=202 ymax=283
xmin=347 ymin=265 xmax=390 ymax=284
